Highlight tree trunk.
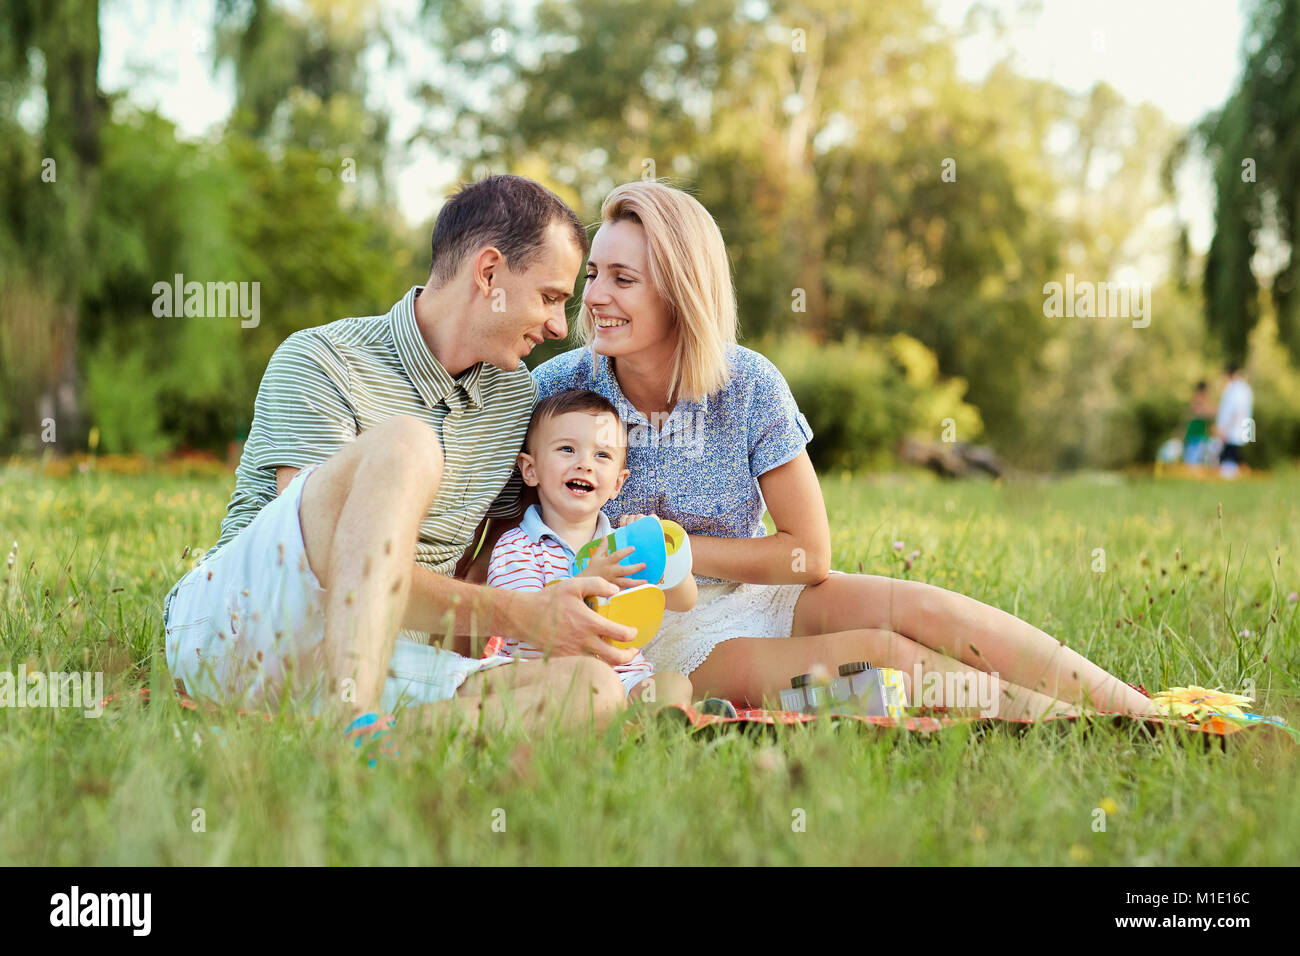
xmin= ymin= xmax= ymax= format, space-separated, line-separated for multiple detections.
xmin=33 ymin=0 xmax=104 ymax=450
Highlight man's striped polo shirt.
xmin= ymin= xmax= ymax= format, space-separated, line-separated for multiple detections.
xmin=210 ymin=285 xmax=537 ymax=577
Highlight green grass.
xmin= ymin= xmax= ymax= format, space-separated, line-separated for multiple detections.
xmin=2 ymin=465 xmax=1298 ymax=864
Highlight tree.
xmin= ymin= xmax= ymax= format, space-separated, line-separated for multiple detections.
xmin=1 ymin=0 xmax=412 ymax=455
xmin=0 ymin=0 xmax=107 ymax=449
xmin=213 ymin=0 xmax=395 ymax=205
xmin=1202 ymin=0 xmax=1300 ymax=364
xmin=414 ymin=0 xmax=1062 ymax=448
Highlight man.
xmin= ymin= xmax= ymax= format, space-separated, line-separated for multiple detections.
xmin=1214 ymin=363 xmax=1254 ymax=479
xmin=163 ymin=175 xmax=639 ymax=740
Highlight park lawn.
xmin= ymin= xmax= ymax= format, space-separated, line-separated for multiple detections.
xmin=0 ymin=464 xmax=1297 ymax=865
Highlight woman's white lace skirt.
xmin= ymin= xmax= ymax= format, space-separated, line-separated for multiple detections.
xmin=641 ymin=581 xmax=808 ymax=677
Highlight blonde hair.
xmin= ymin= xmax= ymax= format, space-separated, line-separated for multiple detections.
xmin=575 ymin=181 xmax=737 ymax=403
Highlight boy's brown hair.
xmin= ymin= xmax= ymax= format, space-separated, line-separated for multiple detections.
xmin=523 ymin=389 xmax=628 ymax=458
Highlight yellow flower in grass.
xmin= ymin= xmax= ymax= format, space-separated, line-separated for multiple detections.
xmin=1150 ymin=686 xmax=1253 ymax=721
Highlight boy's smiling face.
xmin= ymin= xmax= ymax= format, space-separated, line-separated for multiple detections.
xmin=518 ymin=410 xmax=631 ymax=523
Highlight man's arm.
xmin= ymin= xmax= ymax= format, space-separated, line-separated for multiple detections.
xmin=276 ymin=465 xmax=638 ymax=663
xmin=277 ymin=466 xmax=302 ymax=495
xmin=403 ymin=564 xmax=640 ymax=665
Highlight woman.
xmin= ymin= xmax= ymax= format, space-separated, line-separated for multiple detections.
xmin=530 ymin=180 xmax=1156 ymax=718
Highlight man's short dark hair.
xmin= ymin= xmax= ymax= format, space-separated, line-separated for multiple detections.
xmin=524 ymin=389 xmax=627 ymax=456
xmin=429 ymin=175 xmax=587 ymax=286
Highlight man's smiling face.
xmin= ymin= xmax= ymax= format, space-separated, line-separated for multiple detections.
xmin=478 ymin=220 xmax=584 ymax=370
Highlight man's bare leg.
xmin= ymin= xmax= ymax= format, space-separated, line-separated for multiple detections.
xmin=297 ymin=415 xmax=444 ymax=717
xmin=409 ymin=657 xmax=628 ymax=735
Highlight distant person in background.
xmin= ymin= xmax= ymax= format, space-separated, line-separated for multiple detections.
xmin=1182 ymin=380 xmax=1214 ymax=466
xmin=1214 ymin=364 xmax=1254 ymax=478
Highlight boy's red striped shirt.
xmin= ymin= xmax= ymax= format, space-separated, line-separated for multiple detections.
xmin=485 ymin=524 xmax=653 ymax=684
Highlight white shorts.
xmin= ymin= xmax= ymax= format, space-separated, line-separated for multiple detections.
xmin=616 ymin=656 xmax=654 ymax=696
xmin=642 ymin=571 xmax=845 ymax=677
xmin=501 ymin=643 xmax=652 ymax=697
xmin=163 ymin=465 xmax=511 ymax=714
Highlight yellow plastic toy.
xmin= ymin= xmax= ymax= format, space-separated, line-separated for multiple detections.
xmin=659 ymin=520 xmax=692 ymax=588
xmin=587 ymin=584 xmax=666 ymax=650
xmin=575 ymin=516 xmax=693 ymax=649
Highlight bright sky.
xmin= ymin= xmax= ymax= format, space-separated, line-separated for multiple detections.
xmin=100 ymin=0 xmax=1250 ymax=246
xmin=938 ymin=0 xmax=1245 ymax=126
xmin=938 ymin=0 xmax=1248 ymax=257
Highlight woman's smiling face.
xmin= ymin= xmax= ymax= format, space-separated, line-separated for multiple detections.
xmin=582 ymin=219 xmax=676 ymax=359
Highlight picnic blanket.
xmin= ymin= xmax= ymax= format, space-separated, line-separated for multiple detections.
xmin=659 ymin=702 xmax=1297 ymax=743
xmin=107 ymin=687 xmax=1296 ymax=745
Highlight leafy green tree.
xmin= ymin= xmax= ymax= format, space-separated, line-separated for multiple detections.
xmin=1202 ymin=0 xmax=1300 ymax=364
xmin=82 ymin=111 xmax=410 ymax=456
xmin=214 ymin=0 xmax=394 ymax=204
xmin=0 ymin=0 xmax=107 ymax=448
xmin=415 ymin=0 xmax=1062 ymax=450
xmin=2 ymin=0 xmax=413 ymax=455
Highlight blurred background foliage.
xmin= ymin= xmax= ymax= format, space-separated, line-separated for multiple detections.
xmin=3 ymin=0 xmax=1300 ymax=471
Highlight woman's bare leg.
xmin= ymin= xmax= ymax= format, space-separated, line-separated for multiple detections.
xmin=688 ymin=630 xmax=1079 ymax=719
xmin=789 ymin=574 xmax=1157 ymax=715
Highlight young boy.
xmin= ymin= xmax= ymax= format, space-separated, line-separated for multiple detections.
xmin=487 ymin=389 xmax=697 ymax=709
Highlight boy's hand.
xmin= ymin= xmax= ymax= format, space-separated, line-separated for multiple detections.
xmin=617 ymin=513 xmax=651 ymax=527
xmin=583 ymin=538 xmax=646 ymax=589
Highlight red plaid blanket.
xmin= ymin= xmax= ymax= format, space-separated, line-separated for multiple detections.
xmin=103 ymin=688 xmax=1293 ymax=742
xmin=661 ymin=702 xmax=1291 ymax=740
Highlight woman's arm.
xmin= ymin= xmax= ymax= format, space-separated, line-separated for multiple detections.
xmin=686 ymin=451 xmax=831 ymax=586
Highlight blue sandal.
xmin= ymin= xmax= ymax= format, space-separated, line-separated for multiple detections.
xmin=344 ymin=712 xmax=399 ymax=768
